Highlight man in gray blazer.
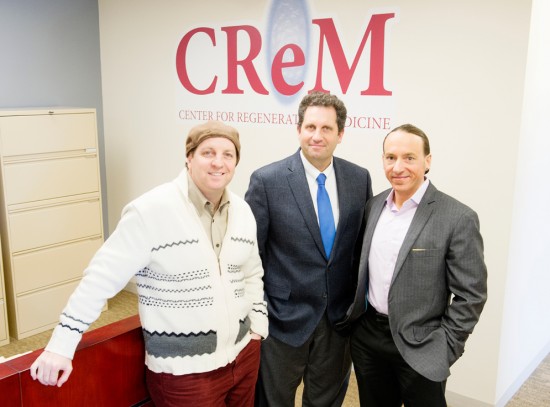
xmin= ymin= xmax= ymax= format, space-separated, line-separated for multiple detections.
xmin=348 ymin=124 xmax=487 ymax=406
xmin=245 ymin=92 xmax=372 ymax=406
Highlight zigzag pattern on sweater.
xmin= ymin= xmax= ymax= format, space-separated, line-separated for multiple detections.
xmin=62 ymin=312 xmax=92 ymax=327
xmin=143 ymin=328 xmax=217 ymax=358
xmin=143 ymin=329 xmax=217 ymax=338
xmin=58 ymin=323 xmax=84 ymax=334
xmin=151 ymin=239 xmax=199 ymax=252
xmin=139 ymin=295 xmax=214 ymax=308
xmin=251 ymin=308 xmax=268 ymax=316
xmin=235 ymin=316 xmax=251 ymax=344
xmin=251 ymin=300 xmax=268 ymax=316
xmin=234 ymin=287 xmax=245 ymax=298
xmin=227 ymin=264 xmax=241 ymax=274
xmin=136 ymin=283 xmax=212 ymax=293
xmin=230 ymin=236 xmax=255 ymax=245
xmin=136 ymin=267 xmax=209 ymax=282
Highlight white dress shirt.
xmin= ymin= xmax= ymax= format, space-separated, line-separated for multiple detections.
xmin=300 ymin=150 xmax=340 ymax=229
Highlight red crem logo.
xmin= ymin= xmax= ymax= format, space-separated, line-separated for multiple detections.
xmin=176 ymin=14 xmax=395 ymax=96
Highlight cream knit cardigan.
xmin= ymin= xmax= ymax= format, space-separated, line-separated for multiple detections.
xmin=45 ymin=169 xmax=268 ymax=375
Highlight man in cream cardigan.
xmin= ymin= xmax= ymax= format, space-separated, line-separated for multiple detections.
xmin=31 ymin=121 xmax=268 ymax=407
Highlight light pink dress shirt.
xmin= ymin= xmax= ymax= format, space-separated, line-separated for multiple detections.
xmin=368 ymin=179 xmax=430 ymax=315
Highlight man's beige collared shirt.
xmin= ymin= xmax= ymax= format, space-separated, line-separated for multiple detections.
xmin=187 ymin=174 xmax=229 ymax=257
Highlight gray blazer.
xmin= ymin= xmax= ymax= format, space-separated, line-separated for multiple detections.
xmin=245 ymin=150 xmax=372 ymax=347
xmin=348 ymin=182 xmax=487 ymax=381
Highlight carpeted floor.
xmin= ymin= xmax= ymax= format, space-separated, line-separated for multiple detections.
xmin=295 ymin=373 xmax=360 ymax=406
xmin=1 ymin=290 xmax=548 ymax=406
xmin=506 ymin=352 xmax=550 ymax=406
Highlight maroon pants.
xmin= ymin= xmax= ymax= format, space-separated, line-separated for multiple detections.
xmin=146 ymin=339 xmax=261 ymax=407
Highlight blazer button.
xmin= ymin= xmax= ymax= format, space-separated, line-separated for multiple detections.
xmin=322 ymin=292 xmax=328 ymax=299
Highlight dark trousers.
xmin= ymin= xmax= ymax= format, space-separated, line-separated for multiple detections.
xmin=350 ymin=306 xmax=447 ymax=407
xmin=255 ymin=313 xmax=351 ymax=407
xmin=146 ymin=339 xmax=261 ymax=407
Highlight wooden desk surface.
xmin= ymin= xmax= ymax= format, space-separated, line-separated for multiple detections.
xmin=0 ymin=315 xmax=152 ymax=406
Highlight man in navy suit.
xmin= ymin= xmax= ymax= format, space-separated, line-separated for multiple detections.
xmin=348 ymin=124 xmax=487 ymax=406
xmin=245 ymin=92 xmax=372 ymax=406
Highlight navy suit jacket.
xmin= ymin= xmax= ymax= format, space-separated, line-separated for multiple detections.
xmin=245 ymin=150 xmax=372 ymax=347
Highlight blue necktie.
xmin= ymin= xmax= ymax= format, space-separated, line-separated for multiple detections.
xmin=316 ymin=173 xmax=335 ymax=257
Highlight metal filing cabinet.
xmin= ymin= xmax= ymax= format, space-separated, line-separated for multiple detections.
xmin=0 ymin=108 xmax=105 ymax=340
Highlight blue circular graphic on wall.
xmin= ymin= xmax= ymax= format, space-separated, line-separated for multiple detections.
xmin=266 ymin=0 xmax=310 ymax=104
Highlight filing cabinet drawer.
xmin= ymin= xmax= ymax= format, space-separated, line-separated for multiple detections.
xmin=9 ymin=199 xmax=102 ymax=253
xmin=3 ymin=155 xmax=100 ymax=205
xmin=13 ymin=237 xmax=102 ymax=294
xmin=0 ymin=113 xmax=96 ymax=157
xmin=16 ymin=280 xmax=80 ymax=337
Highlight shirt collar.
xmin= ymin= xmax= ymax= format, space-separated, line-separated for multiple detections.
xmin=300 ymin=150 xmax=335 ymax=180
xmin=385 ymin=178 xmax=430 ymax=210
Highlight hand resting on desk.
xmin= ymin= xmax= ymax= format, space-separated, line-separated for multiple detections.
xmin=30 ymin=350 xmax=73 ymax=387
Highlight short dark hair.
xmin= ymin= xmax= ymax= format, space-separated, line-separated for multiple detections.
xmin=385 ymin=123 xmax=431 ymax=156
xmin=384 ymin=123 xmax=431 ymax=173
xmin=297 ymin=92 xmax=347 ymax=132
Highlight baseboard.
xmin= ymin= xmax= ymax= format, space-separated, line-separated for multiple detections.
xmin=446 ymin=391 xmax=492 ymax=407
xmin=495 ymin=340 xmax=550 ymax=407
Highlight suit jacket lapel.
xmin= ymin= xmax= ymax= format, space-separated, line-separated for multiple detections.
xmin=391 ymin=183 xmax=437 ymax=285
xmin=332 ymin=158 xmax=352 ymax=259
xmin=286 ymin=151 xmax=326 ymax=257
xmin=362 ymin=193 xmax=387 ymax=263
xmin=349 ymin=192 xmax=386 ymax=320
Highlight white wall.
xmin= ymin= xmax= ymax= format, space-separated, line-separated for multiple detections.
xmin=0 ymin=0 xmax=108 ymax=235
xmin=98 ymin=1 xmax=545 ymax=405
xmin=388 ymin=4 xmax=525 ymax=406
xmin=496 ymin=0 xmax=550 ymax=405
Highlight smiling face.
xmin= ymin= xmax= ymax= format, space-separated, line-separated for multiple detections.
xmin=383 ymin=129 xmax=432 ymax=207
xmin=186 ymin=137 xmax=237 ymax=203
xmin=298 ymin=105 xmax=343 ymax=171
